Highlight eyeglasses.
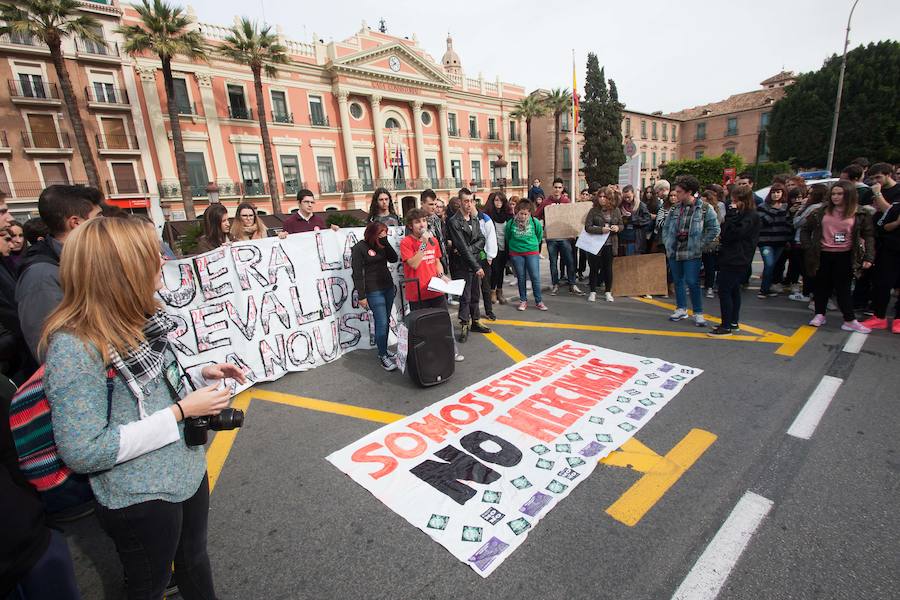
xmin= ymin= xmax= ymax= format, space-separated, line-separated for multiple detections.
xmin=239 ymin=213 xmax=255 ymax=219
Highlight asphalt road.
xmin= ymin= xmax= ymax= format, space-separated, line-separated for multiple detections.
xmin=62 ymin=260 xmax=900 ymax=600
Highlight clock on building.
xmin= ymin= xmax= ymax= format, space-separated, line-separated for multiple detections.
xmin=388 ymin=56 xmax=401 ymax=72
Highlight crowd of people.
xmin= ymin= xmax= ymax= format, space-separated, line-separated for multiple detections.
xmin=1 ymin=156 xmax=898 ymax=597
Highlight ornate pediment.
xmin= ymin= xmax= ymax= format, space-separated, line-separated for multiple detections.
xmin=327 ymin=43 xmax=453 ymax=90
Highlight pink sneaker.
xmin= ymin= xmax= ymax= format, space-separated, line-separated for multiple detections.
xmin=809 ymin=314 xmax=826 ymax=327
xmin=841 ymin=320 xmax=871 ymax=333
xmin=535 ymin=302 xmax=549 ymax=311
xmin=893 ymin=320 xmax=900 ymax=334
xmin=517 ymin=301 xmax=527 ymax=311
xmin=860 ymin=316 xmax=888 ymax=330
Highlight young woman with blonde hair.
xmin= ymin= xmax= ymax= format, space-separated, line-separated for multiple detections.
xmin=230 ymin=202 xmax=267 ymax=241
xmin=42 ymin=216 xmax=245 ymax=599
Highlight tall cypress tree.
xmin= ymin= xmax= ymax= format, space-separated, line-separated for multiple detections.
xmin=602 ymin=77 xmax=626 ymax=183
xmin=580 ymin=53 xmax=606 ymax=184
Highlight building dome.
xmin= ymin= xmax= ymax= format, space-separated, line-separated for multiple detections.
xmin=442 ymin=35 xmax=462 ymax=75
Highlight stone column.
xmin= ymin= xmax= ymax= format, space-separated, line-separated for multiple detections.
xmin=438 ymin=103 xmax=451 ymax=183
xmin=519 ymin=117 xmax=528 ymax=180
xmin=370 ymin=95 xmax=386 ymax=179
xmin=194 ymin=72 xmax=231 ymax=186
xmin=336 ymin=89 xmax=357 ymax=180
xmin=411 ymin=101 xmax=427 ymax=182
xmin=136 ymin=66 xmax=176 ymax=186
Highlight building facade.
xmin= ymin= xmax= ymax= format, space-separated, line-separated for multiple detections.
xmin=0 ymin=0 xmax=156 ymax=221
xmin=528 ymin=98 xmax=680 ymax=193
xmin=124 ymin=11 xmax=528 ymax=219
xmin=665 ymin=71 xmax=795 ymax=165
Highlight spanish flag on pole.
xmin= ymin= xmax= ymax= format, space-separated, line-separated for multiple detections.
xmin=571 ymin=50 xmax=578 ymax=196
xmin=572 ymin=54 xmax=579 ymax=130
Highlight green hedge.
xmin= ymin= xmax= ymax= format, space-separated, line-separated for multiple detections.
xmin=742 ymin=161 xmax=794 ymax=188
xmin=659 ymin=154 xmax=744 ymax=187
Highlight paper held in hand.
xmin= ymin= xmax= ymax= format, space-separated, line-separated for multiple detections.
xmin=427 ymin=276 xmax=466 ymax=296
xmin=576 ymin=229 xmax=610 ymax=255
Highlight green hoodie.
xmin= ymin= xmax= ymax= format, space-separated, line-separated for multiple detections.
xmin=504 ymin=216 xmax=543 ymax=254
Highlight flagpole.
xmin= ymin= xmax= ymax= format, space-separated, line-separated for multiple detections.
xmin=570 ymin=49 xmax=577 ymax=198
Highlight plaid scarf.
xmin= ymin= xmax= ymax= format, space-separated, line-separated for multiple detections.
xmin=109 ymin=310 xmax=178 ymax=418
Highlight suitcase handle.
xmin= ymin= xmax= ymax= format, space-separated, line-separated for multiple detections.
xmin=398 ymin=276 xmax=424 ymax=315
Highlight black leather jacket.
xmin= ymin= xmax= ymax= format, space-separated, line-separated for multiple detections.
xmin=447 ymin=211 xmax=486 ymax=272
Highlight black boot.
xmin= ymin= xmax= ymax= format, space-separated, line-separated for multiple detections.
xmin=458 ymin=320 xmax=470 ymax=343
xmin=470 ymin=320 xmax=492 ymax=334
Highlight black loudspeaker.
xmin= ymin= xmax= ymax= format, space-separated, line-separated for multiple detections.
xmin=405 ymin=308 xmax=455 ymax=387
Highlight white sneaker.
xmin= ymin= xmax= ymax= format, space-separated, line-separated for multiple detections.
xmin=705 ymin=288 xmax=715 ymax=299
xmin=669 ymin=308 xmax=689 ymax=321
xmin=587 ymin=292 xmax=596 ymax=302
xmin=693 ymin=314 xmax=706 ymax=327
xmin=570 ymin=284 xmax=585 ymax=296
xmin=789 ymin=292 xmax=810 ymax=302
xmin=771 ymin=283 xmax=784 ymax=293
xmin=455 ymin=353 xmax=465 ymax=362
xmin=550 ymin=284 xmax=559 ymax=295
xmin=604 ymin=292 xmax=614 ymax=302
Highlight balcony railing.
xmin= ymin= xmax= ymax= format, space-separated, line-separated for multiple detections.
xmin=237 ymin=181 xmax=270 ymax=196
xmin=310 ymin=113 xmax=329 ymax=127
xmin=85 ymin=86 xmax=129 ymax=105
xmin=8 ymin=79 xmax=59 ymax=100
xmin=695 ymin=131 xmax=706 ymax=141
xmin=105 ymin=178 xmax=149 ymax=195
xmin=271 ymin=111 xmax=293 ymax=124
xmin=21 ymin=131 xmax=71 ymax=149
xmin=469 ymin=130 xmax=480 ymax=139
xmin=448 ymin=127 xmax=459 ymax=137
xmin=282 ymin=180 xmax=307 ymax=196
xmin=6 ymin=180 xmax=89 ymax=198
xmin=487 ymin=132 xmax=499 ymax=140
xmin=74 ymin=38 xmax=120 ymax=57
xmin=470 ymin=179 xmax=484 ymax=188
xmin=173 ymin=102 xmax=198 ymax=116
xmin=228 ymin=106 xmax=253 ymax=120
xmin=96 ymin=134 xmax=139 ymax=150
xmin=509 ymin=132 xmax=520 ymax=141
xmin=339 ymin=179 xmax=375 ymax=193
xmin=319 ymin=180 xmax=339 ymax=194
xmin=0 ymin=32 xmax=38 ymax=46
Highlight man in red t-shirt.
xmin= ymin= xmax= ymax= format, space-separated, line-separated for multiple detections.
xmin=401 ymin=208 xmax=448 ymax=309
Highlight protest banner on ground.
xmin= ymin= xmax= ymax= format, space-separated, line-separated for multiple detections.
xmin=327 ymin=341 xmax=702 ymax=577
xmin=157 ymin=227 xmax=403 ymax=392
xmin=543 ymin=202 xmax=592 ymax=239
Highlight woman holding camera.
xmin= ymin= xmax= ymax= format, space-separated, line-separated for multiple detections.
xmin=43 ymin=217 xmax=246 ymax=600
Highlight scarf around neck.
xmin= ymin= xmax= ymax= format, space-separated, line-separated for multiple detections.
xmin=108 ymin=309 xmax=180 ymax=418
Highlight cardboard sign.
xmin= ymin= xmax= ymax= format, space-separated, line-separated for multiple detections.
xmin=543 ymin=202 xmax=592 ymax=239
xmin=327 ymin=341 xmax=702 ymax=577
xmin=611 ymin=253 xmax=668 ymax=297
xmin=157 ymin=227 xmax=405 ymax=392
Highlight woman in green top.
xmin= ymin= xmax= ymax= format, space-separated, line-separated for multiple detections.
xmin=504 ymin=200 xmax=547 ymax=311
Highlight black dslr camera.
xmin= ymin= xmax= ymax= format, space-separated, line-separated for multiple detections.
xmin=184 ymin=409 xmax=244 ymax=446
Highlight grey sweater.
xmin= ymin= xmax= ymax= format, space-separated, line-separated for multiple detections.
xmin=45 ymin=332 xmax=206 ymax=509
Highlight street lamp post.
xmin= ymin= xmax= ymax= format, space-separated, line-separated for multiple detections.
xmin=826 ymin=0 xmax=861 ymax=174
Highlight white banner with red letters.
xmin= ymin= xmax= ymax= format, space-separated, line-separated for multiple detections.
xmin=326 ymin=340 xmax=702 ymax=577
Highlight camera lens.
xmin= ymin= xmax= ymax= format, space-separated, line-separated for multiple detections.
xmin=209 ymin=408 xmax=244 ymax=431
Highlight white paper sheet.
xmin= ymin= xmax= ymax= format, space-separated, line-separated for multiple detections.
xmin=575 ymin=229 xmax=610 ymax=255
xmin=427 ymin=276 xmax=466 ymax=296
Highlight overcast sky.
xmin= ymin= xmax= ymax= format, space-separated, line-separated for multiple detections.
xmin=182 ymin=0 xmax=896 ymax=114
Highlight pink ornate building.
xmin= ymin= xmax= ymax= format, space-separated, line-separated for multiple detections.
xmin=124 ymin=11 xmax=528 ymax=219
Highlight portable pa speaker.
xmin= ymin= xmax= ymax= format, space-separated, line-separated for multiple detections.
xmin=405 ymin=308 xmax=455 ymax=387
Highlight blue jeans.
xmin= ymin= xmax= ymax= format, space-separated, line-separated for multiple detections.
xmin=669 ymin=257 xmax=703 ymax=313
xmin=759 ymin=245 xmax=784 ymax=294
xmin=546 ymin=239 xmax=575 ymax=286
xmin=366 ymin=286 xmax=396 ymax=356
xmin=509 ymin=254 xmax=542 ymax=304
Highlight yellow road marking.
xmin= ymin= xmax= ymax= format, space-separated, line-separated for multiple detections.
xmin=603 ymin=428 xmax=717 ymax=526
xmin=207 ymin=391 xmax=252 ymax=492
xmin=484 ymin=331 xmax=528 ymax=362
xmin=775 ymin=325 xmax=817 ymax=357
xmin=493 ymin=319 xmax=769 ymax=343
xmin=632 ymin=296 xmax=771 ymax=336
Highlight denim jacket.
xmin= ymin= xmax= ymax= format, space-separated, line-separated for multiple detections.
xmin=661 ymin=200 xmax=721 ymax=261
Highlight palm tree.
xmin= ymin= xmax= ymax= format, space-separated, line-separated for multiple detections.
xmin=510 ymin=95 xmax=548 ymax=180
xmin=220 ymin=18 xmax=288 ymax=214
xmin=544 ymin=88 xmax=572 ymax=181
xmin=117 ymin=0 xmax=206 ymax=219
xmin=0 ymin=0 xmax=104 ymax=188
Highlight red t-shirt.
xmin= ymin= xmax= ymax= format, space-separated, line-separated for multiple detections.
xmin=400 ymin=234 xmax=443 ymax=301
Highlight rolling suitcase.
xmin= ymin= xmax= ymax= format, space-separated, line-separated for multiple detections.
xmin=398 ymin=277 xmax=455 ymax=387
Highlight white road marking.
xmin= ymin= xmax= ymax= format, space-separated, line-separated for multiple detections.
xmin=786 ymin=375 xmax=843 ymax=440
xmin=842 ymin=331 xmax=868 ymax=354
xmin=671 ymin=491 xmax=774 ymax=600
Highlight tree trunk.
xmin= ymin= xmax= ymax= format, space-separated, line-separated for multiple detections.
xmin=48 ymin=39 xmax=100 ymax=189
xmin=526 ymin=118 xmax=532 ymax=179
xmin=253 ymin=66 xmax=281 ymax=214
xmin=162 ymin=56 xmax=196 ymax=220
xmin=553 ymin=113 xmax=560 ymax=181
